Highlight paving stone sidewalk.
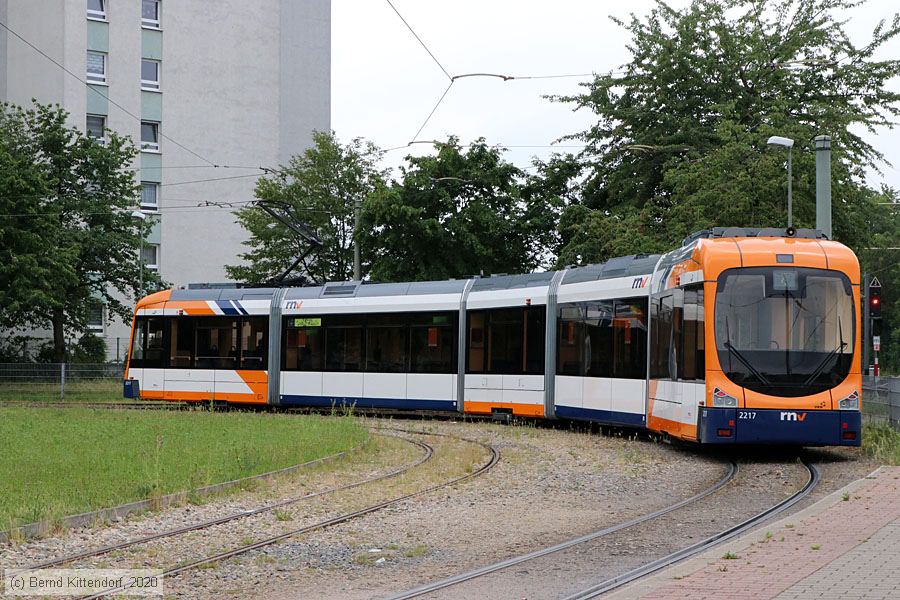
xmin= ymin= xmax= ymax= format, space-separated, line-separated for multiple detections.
xmin=607 ymin=466 xmax=900 ymax=600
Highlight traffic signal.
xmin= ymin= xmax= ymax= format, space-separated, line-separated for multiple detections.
xmin=870 ymin=286 xmax=881 ymax=319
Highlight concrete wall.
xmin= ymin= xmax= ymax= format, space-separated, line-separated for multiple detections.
xmin=280 ymin=0 xmax=331 ymax=164
xmin=1 ymin=0 xmax=331 ymax=361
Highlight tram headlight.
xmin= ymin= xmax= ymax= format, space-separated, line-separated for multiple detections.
xmin=838 ymin=390 xmax=860 ymax=410
xmin=712 ymin=388 xmax=738 ymax=408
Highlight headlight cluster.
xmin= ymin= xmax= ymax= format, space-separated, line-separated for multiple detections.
xmin=712 ymin=387 xmax=738 ymax=408
xmin=838 ymin=390 xmax=860 ymax=410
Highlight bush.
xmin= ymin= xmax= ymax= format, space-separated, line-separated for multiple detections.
xmin=71 ymin=333 xmax=107 ymax=364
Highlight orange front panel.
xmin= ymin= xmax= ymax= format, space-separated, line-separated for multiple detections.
xmin=735 ymin=238 xmax=828 ymax=270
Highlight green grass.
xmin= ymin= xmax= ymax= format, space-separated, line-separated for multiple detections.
xmin=0 ymin=379 xmax=123 ymax=403
xmin=0 ymin=408 xmax=367 ymax=531
xmin=862 ymin=422 xmax=900 ymax=465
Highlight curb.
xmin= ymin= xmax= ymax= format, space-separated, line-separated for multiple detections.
xmin=0 ymin=445 xmax=361 ymax=543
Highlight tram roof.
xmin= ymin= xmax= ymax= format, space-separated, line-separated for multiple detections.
xmin=166 ymin=253 xmax=663 ymax=302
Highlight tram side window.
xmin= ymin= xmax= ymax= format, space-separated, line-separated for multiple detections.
xmin=650 ymin=294 xmax=674 ymax=379
xmin=670 ymin=289 xmax=684 ymax=381
xmin=409 ymin=314 xmax=455 ymax=373
xmin=558 ymin=306 xmax=585 ymax=375
xmin=326 ymin=315 xmax=364 ymax=371
xmin=367 ymin=315 xmax=407 ymax=373
xmin=679 ymin=287 xmax=705 ymax=380
xmin=613 ymin=299 xmax=648 ymax=379
xmin=467 ymin=307 xmax=545 ymax=375
xmin=283 ymin=317 xmax=324 ymax=371
xmin=130 ymin=318 xmax=146 ymax=367
xmin=144 ymin=317 xmax=165 ymax=368
xmin=467 ymin=312 xmax=486 ymax=373
xmin=584 ymin=301 xmax=614 ymax=378
xmin=168 ymin=318 xmax=194 ymax=368
xmin=196 ymin=317 xmax=238 ymax=369
xmin=240 ymin=317 xmax=268 ymax=370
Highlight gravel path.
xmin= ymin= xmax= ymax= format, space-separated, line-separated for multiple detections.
xmin=0 ymin=418 xmax=879 ymax=600
xmin=197 ymin=420 xmax=723 ymax=600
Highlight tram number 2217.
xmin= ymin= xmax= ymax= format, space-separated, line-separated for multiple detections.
xmin=738 ymin=411 xmax=757 ymax=420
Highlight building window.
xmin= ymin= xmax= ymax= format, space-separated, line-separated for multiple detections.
xmin=86 ymin=114 xmax=106 ymax=143
xmin=140 ymin=182 xmax=159 ymax=211
xmin=140 ymin=121 xmax=159 ymax=152
xmin=87 ymin=303 xmax=105 ymax=333
xmin=87 ymin=51 xmax=107 ymax=84
xmin=141 ymin=244 xmax=159 ymax=270
xmin=141 ymin=59 xmax=160 ymax=91
xmin=87 ymin=0 xmax=107 ymax=20
xmin=141 ymin=0 xmax=160 ymax=28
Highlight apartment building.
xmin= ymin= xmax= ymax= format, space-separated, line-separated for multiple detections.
xmin=0 ymin=0 xmax=331 ymax=360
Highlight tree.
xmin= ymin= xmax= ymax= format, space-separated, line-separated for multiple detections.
xmin=553 ymin=0 xmax=900 ymax=264
xmin=548 ymin=0 xmax=900 ymax=371
xmin=226 ymin=131 xmax=387 ymax=284
xmin=362 ymin=138 xmax=559 ymax=282
xmin=0 ymin=102 xmax=159 ymax=362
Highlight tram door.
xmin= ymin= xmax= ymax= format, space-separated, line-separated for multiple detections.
xmin=465 ymin=307 xmax=545 ymax=416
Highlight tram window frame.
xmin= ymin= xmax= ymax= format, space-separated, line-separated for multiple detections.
xmin=194 ymin=317 xmax=239 ymax=370
xmin=467 ymin=306 xmax=546 ymax=376
xmin=556 ymin=297 xmax=648 ymax=380
xmin=613 ymin=299 xmax=648 ymax=379
xmin=366 ymin=314 xmax=408 ymax=373
xmin=678 ymin=285 xmax=706 ymax=381
xmin=129 ymin=317 xmax=147 ymax=368
xmin=557 ymin=305 xmax=585 ymax=376
xmin=282 ymin=312 xmax=458 ymax=374
xmin=584 ymin=301 xmax=614 ymax=378
xmin=167 ymin=317 xmax=195 ymax=368
xmin=650 ymin=293 xmax=675 ymax=380
xmin=143 ymin=317 xmax=166 ymax=369
xmin=240 ymin=317 xmax=268 ymax=370
xmin=325 ymin=315 xmax=365 ymax=372
xmin=283 ymin=316 xmax=325 ymax=371
xmin=409 ymin=313 xmax=456 ymax=374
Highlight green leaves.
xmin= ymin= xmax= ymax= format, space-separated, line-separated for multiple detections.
xmin=362 ymin=138 xmax=557 ymax=282
xmin=0 ymin=101 xmax=157 ymax=361
xmin=226 ymin=131 xmax=387 ymax=284
xmin=551 ymin=0 xmax=900 ymax=261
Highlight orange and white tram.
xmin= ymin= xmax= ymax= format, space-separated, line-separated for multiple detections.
xmin=124 ymin=227 xmax=862 ymax=446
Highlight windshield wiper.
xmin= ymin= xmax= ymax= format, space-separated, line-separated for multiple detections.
xmin=724 ymin=341 xmax=772 ymax=385
xmin=802 ymin=317 xmax=847 ymax=387
xmin=723 ymin=317 xmax=771 ymax=384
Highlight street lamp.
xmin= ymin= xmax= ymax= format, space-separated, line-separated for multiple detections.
xmin=131 ymin=210 xmax=146 ymax=296
xmin=767 ymin=136 xmax=795 ymax=229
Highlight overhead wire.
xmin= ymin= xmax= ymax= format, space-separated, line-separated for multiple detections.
xmin=384 ymin=0 xmax=452 ymax=82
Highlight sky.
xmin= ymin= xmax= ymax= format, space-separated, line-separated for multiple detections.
xmin=332 ymin=0 xmax=900 ymax=191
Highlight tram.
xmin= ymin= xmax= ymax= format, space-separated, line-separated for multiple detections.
xmin=124 ymin=227 xmax=862 ymax=446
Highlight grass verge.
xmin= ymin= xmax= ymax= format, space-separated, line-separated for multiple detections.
xmin=862 ymin=422 xmax=900 ymax=465
xmin=0 ymin=380 xmax=122 ymax=403
xmin=0 ymin=408 xmax=367 ymax=531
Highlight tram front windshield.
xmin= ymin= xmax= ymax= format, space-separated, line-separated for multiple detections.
xmin=714 ymin=267 xmax=854 ymax=397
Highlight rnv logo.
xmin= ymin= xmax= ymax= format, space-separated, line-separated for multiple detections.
xmin=780 ymin=411 xmax=807 ymax=422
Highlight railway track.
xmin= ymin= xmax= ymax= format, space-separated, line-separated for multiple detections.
xmin=563 ymin=458 xmax=820 ymax=600
xmin=387 ymin=458 xmax=819 ymax=600
xmin=74 ymin=429 xmax=499 ymax=600
xmin=10 ymin=432 xmax=433 ymax=575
